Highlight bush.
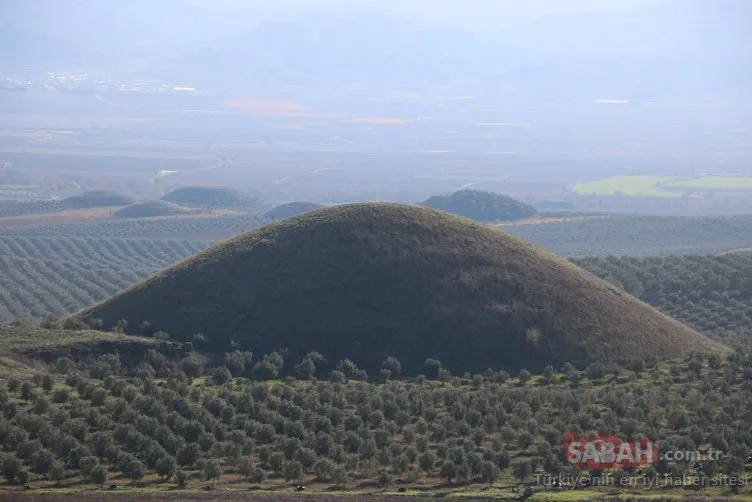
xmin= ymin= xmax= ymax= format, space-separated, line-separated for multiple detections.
xmin=210 ymin=366 xmax=232 ymax=386
xmin=249 ymin=467 xmax=266 ymax=484
xmin=175 ymin=469 xmax=188 ymax=488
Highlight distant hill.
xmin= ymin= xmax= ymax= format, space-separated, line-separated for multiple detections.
xmin=74 ymin=203 xmax=724 ymax=374
xmin=161 ymin=186 xmax=258 ymax=209
xmin=140 ymin=12 xmax=528 ymax=91
xmin=0 ymin=25 xmax=111 ymax=73
xmin=263 ymin=201 xmax=324 ymax=221
xmin=422 ymin=190 xmax=538 ymax=223
xmin=113 ymin=200 xmax=198 ymax=219
xmin=62 ymin=191 xmax=135 ymax=209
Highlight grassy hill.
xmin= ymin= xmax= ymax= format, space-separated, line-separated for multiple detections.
xmin=263 ymin=201 xmax=324 ymax=221
xmin=113 ymin=200 xmax=198 ymax=219
xmin=422 ymin=190 xmax=537 ymax=222
xmin=62 ymin=190 xmax=135 ymax=209
xmin=74 ymin=203 xmax=724 ymax=374
xmin=161 ymin=186 xmax=259 ymax=209
xmin=1 ymin=235 xmax=749 ymax=357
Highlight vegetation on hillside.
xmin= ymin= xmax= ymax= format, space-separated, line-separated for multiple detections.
xmin=62 ymin=191 xmax=136 ymax=209
xmin=0 ymin=328 xmax=748 ymax=498
xmin=161 ymin=187 xmax=260 ymax=210
xmin=505 ymin=214 xmax=752 ymax=257
xmin=0 ymin=191 xmax=135 ymax=219
xmin=0 ymin=237 xmax=209 ymax=320
xmin=6 ymin=210 xmax=752 ymax=259
xmin=113 ymin=201 xmax=199 ymax=219
xmin=422 ymin=190 xmax=537 ymax=222
xmin=0 ymin=200 xmax=63 ymax=219
xmin=75 ymin=203 xmax=722 ymax=374
xmin=576 ymin=254 xmax=752 ymax=350
xmin=3 ymin=214 xmax=261 ymax=240
xmin=2 ymin=236 xmax=749 ymax=363
xmin=263 ymin=202 xmax=324 ymax=221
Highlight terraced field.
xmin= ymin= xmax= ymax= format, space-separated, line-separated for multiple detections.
xmin=0 ymin=236 xmax=210 ymax=320
xmin=3 ymin=213 xmax=261 ymax=240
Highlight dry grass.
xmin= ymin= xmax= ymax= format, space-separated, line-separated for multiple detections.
xmin=0 ymin=208 xmax=118 ymax=230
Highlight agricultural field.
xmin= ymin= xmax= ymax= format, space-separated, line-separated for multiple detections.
xmin=2 ymin=213 xmax=752 ymax=328
xmin=0 ymin=208 xmax=121 ymax=231
xmin=571 ymin=175 xmax=752 ymax=198
xmin=0 ymin=324 xmax=748 ymax=500
xmin=504 ymin=214 xmax=752 ymax=257
xmin=3 ymin=213 xmax=261 ymax=240
xmin=0 ymin=236 xmax=210 ymax=320
xmin=664 ymin=177 xmax=752 ymax=190
xmin=573 ymin=253 xmax=752 ymax=350
xmin=570 ymin=176 xmax=680 ymax=197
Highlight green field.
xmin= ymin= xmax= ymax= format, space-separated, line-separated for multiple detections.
xmin=571 ymin=176 xmax=679 ymax=197
xmin=572 ymin=175 xmax=752 ymax=197
xmin=665 ymin=176 xmax=752 ymax=189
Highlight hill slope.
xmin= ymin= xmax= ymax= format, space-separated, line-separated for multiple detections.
xmin=161 ymin=186 xmax=258 ymax=209
xmin=422 ymin=190 xmax=538 ymax=222
xmin=63 ymin=190 xmax=135 ymax=209
xmin=263 ymin=201 xmax=324 ymax=221
xmin=74 ymin=203 xmax=724 ymax=373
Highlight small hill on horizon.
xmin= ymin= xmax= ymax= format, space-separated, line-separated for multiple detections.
xmin=74 ymin=203 xmax=725 ymax=374
xmin=161 ymin=186 xmax=259 ymax=209
xmin=263 ymin=201 xmax=324 ymax=221
xmin=422 ymin=190 xmax=538 ymax=222
xmin=113 ymin=200 xmax=198 ymax=219
xmin=62 ymin=190 xmax=135 ymax=209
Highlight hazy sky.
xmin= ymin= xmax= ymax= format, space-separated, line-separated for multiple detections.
xmin=208 ymin=0 xmax=669 ymax=32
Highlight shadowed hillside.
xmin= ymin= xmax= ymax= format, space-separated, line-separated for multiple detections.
xmin=422 ymin=190 xmax=537 ymax=223
xmin=161 ymin=186 xmax=259 ymax=209
xmin=62 ymin=190 xmax=135 ymax=209
xmin=74 ymin=203 xmax=725 ymax=374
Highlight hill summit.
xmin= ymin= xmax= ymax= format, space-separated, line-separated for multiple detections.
xmin=422 ymin=189 xmax=537 ymax=222
xmin=75 ymin=203 xmax=725 ymax=373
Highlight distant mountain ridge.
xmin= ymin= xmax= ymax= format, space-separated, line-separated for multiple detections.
xmin=0 ymin=25 xmax=111 ymax=74
xmin=2 ymin=0 xmax=749 ymax=97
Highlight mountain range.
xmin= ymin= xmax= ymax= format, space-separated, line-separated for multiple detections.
xmin=2 ymin=0 xmax=750 ymax=98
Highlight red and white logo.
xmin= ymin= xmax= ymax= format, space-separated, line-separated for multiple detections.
xmin=563 ymin=433 xmax=658 ymax=469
